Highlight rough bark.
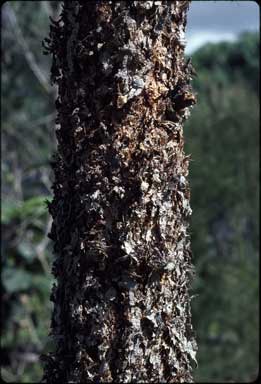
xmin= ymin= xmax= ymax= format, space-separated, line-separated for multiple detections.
xmin=41 ymin=1 xmax=197 ymax=382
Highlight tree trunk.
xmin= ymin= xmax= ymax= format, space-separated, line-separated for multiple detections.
xmin=42 ymin=1 xmax=197 ymax=382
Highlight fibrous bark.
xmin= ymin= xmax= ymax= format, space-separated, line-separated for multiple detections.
xmin=42 ymin=1 xmax=197 ymax=382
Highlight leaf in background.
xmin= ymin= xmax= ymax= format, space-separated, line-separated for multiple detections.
xmin=1 ymin=201 xmax=20 ymax=224
xmin=1 ymin=196 xmax=51 ymax=224
xmin=19 ymin=196 xmax=51 ymax=220
xmin=32 ymin=275 xmax=53 ymax=296
xmin=2 ymin=267 xmax=33 ymax=293
xmin=17 ymin=242 xmax=35 ymax=262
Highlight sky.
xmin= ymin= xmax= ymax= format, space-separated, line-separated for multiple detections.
xmin=185 ymin=1 xmax=259 ymax=54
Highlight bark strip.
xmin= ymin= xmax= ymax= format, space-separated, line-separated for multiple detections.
xmin=42 ymin=1 xmax=197 ymax=382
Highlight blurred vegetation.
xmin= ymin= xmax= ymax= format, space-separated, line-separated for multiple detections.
xmin=1 ymin=2 xmax=59 ymax=382
xmin=185 ymin=32 xmax=259 ymax=382
xmin=1 ymin=1 xmax=259 ymax=382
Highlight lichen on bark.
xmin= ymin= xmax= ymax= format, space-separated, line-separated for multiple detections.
xmin=41 ymin=1 xmax=197 ymax=382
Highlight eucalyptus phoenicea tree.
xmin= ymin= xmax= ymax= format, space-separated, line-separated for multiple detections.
xmin=41 ymin=1 xmax=197 ymax=382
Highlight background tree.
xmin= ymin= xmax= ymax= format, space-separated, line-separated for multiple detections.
xmin=41 ymin=1 xmax=197 ymax=382
xmin=185 ymin=32 xmax=259 ymax=382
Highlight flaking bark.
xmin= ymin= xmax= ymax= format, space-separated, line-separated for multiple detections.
xmin=41 ymin=1 xmax=197 ymax=382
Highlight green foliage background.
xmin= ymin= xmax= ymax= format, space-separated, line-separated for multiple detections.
xmin=185 ymin=32 xmax=259 ymax=382
xmin=1 ymin=2 xmax=259 ymax=382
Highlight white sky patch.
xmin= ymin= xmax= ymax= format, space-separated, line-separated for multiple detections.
xmin=185 ymin=31 xmax=237 ymax=54
xmin=185 ymin=1 xmax=259 ymax=54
